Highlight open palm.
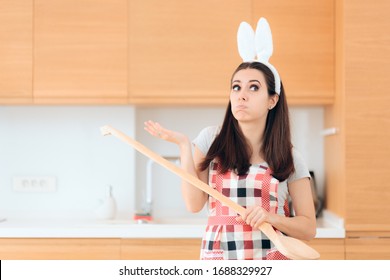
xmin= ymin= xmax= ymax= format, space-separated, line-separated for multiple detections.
xmin=144 ymin=120 xmax=188 ymax=146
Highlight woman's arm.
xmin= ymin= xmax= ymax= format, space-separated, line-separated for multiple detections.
xmin=238 ymin=177 xmax=317 ymax=241
xmin=144 ymin=121 xmax=208 ymax=212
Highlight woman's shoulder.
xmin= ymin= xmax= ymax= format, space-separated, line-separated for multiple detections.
xmin=192 ymin=125 xmax=220 ymax=155
xmin=288 ymin=148 xmax=310 ymax=182
xmin=292 ymin=147 xmax=305 ymax=163
xmin=199 ymin=125 xmax=220 ymax=136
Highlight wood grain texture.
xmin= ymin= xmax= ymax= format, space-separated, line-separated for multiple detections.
xmin=343 ymin=0 xmax=390 ymax=229
xmin=121 ymin=238 xmax=202 ymax=260
xmin=34 ymin=0 xmax=128 ymax=103
xmin=128 ymin=0 xmax=250 ymax=103
xmin=0 ymin=237 xmax=344 ymax=260
xmin=252 ymin=0 xmax=334 ymax=103
xmin=305 ymin=238 xmax=345 ymax=260
xmin=0 ymin=238 xmax=121 ymax=260
xmin=346 ymin=237 xmax=390 ymax=260
xmin=0 ymin=0 xmax=33 ymax=102
xmin=325 ymin=0 xmax=390 ymax=231
xmin=129 ymin=0 xmax=334 ymax=105
xmin=324 ymin=0 xmax=346 ymax=218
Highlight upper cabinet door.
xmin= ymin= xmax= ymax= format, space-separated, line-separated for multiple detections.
xmin=253 ymin=0 xmax=334 ymax=105
xmin=128 ymin=0 xmax=251 ymax=105
xmin=34 ymin=0 xmax=128 ymax=104
xmin=0 ymin=0 xmax=33 ymax=104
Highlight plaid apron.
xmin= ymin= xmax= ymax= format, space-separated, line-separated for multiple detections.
xmin=200 ymin=161 xmax=289 ymax=260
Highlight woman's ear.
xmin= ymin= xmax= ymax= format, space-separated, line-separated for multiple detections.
xmin=268 ymin=94 xmax=279 ymax=110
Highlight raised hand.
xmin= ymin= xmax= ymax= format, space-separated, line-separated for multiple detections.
xmin=144 ymin=120 xmax=189 ymax=146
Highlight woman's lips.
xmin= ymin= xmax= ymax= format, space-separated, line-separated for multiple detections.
xmin=235 ymin=105 xmax=248 ymax=110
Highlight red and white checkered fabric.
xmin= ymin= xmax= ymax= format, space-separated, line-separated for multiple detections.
xmin=200 ymin=161 xmax=289 ymax=260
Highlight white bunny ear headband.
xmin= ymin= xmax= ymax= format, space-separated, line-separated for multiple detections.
xmin=237 ymin=17 xmax=281 ymax=95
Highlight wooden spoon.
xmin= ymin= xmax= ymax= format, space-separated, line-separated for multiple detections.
xmin=100 ymin=125 xmax=320 ymax=260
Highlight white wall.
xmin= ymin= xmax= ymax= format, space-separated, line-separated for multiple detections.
xmin=290 ymin=106 xmax=325 ymax=196
xmin=0 ymin=105 xmax=324 ymax=221
xmin=135 ymin=106 xmax=324 ymax=221
xmin=0 ymin=106 xmax=136 ymax=220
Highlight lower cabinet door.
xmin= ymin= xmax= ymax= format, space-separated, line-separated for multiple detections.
xmin=121 ymin=238 xmax=202 ymax=260
xmin=0 ymin=238 xmax=121 ymax=260
xmin=305 ymin=238 xmax=345 ymax=260
xmin=346 ymin=232 xmax=390 ymax=260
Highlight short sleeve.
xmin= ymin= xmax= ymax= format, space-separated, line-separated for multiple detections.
xmin=192 ymin=126 xmax=220 ymax=155
xmin=287 ymin=148 xmax=311 ymax=183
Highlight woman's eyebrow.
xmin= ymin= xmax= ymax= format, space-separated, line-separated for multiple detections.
xmin=232 ymin=79 xmax=261 ymax=84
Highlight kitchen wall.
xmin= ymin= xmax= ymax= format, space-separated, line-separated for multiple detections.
xmin=0 ymin=105 xmax=324 ymax=221
xmin=0 ymin=106 xmax=136 ymax=220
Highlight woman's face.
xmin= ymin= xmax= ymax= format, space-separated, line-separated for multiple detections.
xmin=230 ymin=68 xmax=278 ymax=124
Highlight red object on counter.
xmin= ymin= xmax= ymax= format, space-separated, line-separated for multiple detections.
xmin=133 ymin=214 xmax=153 ymax=222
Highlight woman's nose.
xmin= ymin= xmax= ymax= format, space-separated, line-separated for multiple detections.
xmin=238 ymin=89 xmax=248 ymax=101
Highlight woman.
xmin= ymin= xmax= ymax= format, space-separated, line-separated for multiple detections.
xmin=144 ymin=62 xmax=316 ymax=260
xmin=145 ymin=18 xmax=316 ymax=259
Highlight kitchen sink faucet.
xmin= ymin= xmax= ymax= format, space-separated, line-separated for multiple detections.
xmin=135 ymin=156 xmax=180 ymax=223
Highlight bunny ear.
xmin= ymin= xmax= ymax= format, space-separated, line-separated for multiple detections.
xmin=237 ymin=22 xmax=256 ymax=62
xmin=255 ymin=18 xmax=273 ymax=62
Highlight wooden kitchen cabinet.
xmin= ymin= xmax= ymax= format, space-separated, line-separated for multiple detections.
xmin=128 ymin=0 xmax=334 ymax=105
xmin=0 ymin=238 xmax=121 ymax=259
xmin=305 ymin=238 xmax=345 ymax=260
xmin=345 ymin=232 xmax=390 ymax=260
xmin=325 ymin=0 xmax=390 ymax=229
xmin=325 ymin=0 xmax=390 ymax=259
xmin=120 ymin=238 xmax=344 ymax=260
xmin=1 ymin=0 xmax=334 ymax=105
xmin=33 ymin=0 xmax=128 ymax=104
xmin=0 ymin=238 xmax=200 ymax=260
xmin=252 ymin=0 xmax=334 ymax=105
xmin=0 ymin=0 xmax=33 ymax=104
xmin=120 ymin=238 xmax=202 ymax=260
xmin=346 ymin=239 xmax=390 ymax=259
xmin=0 ymin=237 xmax=343 ymax=259
xmin=342 ymin=0 xmax=390 ymax=231
xmin=128 ymin=0 xmax=251 ymax=105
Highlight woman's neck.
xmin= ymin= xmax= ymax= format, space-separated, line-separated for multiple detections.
xmin=238 ymin=120 xmax=266 ymax=163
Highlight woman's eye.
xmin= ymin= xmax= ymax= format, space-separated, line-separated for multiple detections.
xmin=232 ymin=85 xmax=241 ymax=91
xmin=250 ymin=85 xmax=259 ymax=91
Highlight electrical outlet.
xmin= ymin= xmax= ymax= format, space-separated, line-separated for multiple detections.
xmin=13 ymin=176 xmax=57 ymax=193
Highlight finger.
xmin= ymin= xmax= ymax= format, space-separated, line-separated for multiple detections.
xmin=154 ymin=122 xmax=169 ymax=137
xmin=244 ymin=207 xmax=257 ymax=225
xmin=144 ymin=126 xmax=158 ymax=137
xmin=235 ymin=215 xmax=244 ymax=222
xmin=246 ymin=208 xmax=264 ymax=227
xmin=154 ymin=123 xmax=174 ymax=140
xmin=144 ymin=125 xmax=161 ymax=138
xmin=253 ymin=216 xmax=267 ymax=229
xmin=251 ymin=215 xmax=265 ymax=228
xmin=240 ymin=208 xmax=250 ymax=222
xmin=144 ymin=121 xmax=162 ymax=137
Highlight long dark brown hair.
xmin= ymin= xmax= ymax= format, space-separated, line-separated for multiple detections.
xmin=199 ymin=62 xmax=294 ymax=181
